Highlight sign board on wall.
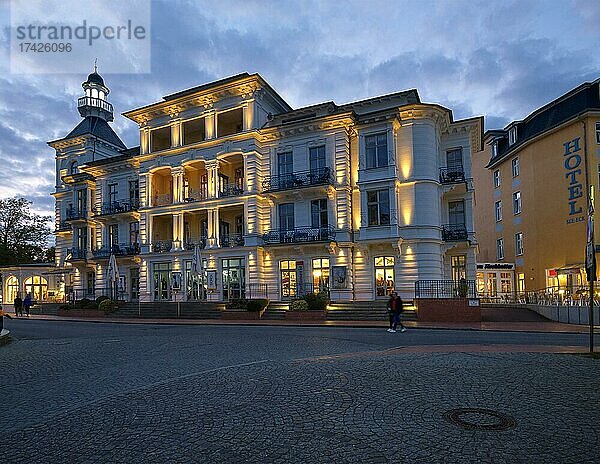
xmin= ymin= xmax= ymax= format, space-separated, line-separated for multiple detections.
xmin=206 ymin=270 xmax=217 ymax=290
xmin=331 ymin=266 xmax=348 ymax=289
xmin=563 ymin=137 xmax=585 ymax=225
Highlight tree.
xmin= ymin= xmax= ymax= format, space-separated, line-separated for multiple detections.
xmin=0 ymin=197 xmax=52 ymax=265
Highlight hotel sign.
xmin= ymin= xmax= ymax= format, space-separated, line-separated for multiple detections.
xmin=563 ymin=137 xmax=585 ymax=224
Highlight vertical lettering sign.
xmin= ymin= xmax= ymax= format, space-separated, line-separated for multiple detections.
xmin=564 ymin=137 xmax=585 ymax=224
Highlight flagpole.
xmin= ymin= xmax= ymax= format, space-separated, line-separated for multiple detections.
xmin=586 ymin=186 xmax=595 ymax=353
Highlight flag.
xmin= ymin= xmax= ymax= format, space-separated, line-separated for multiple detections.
xmin=586 ymin=188 xmax=596 ymax=282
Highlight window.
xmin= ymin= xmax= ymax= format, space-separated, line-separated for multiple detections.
xmin=495 ymin=200 xmax=503 ymax=222
xmin=513 ymin=191 xmax=522 ymax=214
xmin=109 ymin=224 xmax=119 ymax=246
xmin=500 ymin=272 xmax=512 ymax=293
xmin=151 ymin=126 xmax=171 ymax=152
xmin=492 ymin=142 xmax=498 ymax=157
xmin=108 ymin=183 xmax=118 ymax=204
xmin=511 ymin=157 xmax=520 ymax=177
xmin=24 ymin=276 xmax=48 ymax=301
xmin=517 ymin=272 xmax=525 ymax=293
xmin=77 ymin=189 xmax=87 ymax=214
xmin=374 ymin=256 xmax=395 ymax=297
xmin=515 ymin=232 xmax=524 ymax=256
xmin=129 ymin=180 xmax=139 ymax=206
xmin=278 ymin=203 xmax=295 ymax=231
xmin=129 ymin=222 xmax=139 ymax=246
xmin=69 ymin=160 xmax=78 ymax=175
xmin=493 ymin=169 xmax=500 ymax=188
xmin=446 ymin=148 xmax=464 ymax=171
xmin=280 ymin=260 xmax=297 ymax=298
xmin=86 ymin=272 xmax=95 ymax=294
xmin=449 ymin=200 xmax=466 ymax=227
xmin=217 ymin=108 xmax=244 ymax=137
xmin=311 ymin=199 xmax=328 ymax=229
xmin=596 ymin=122 xmax=600 ymax=144
xmin=182 ymin=117 xmax=205 ymax=145
xmin=367 ymin=189 xmax=390 ymax=226
xmin=508 ymin=127 xmax=517 ymax=146
xmin=278 ymin=151 xmax=293 ymax=175
xmin=77 ymin=227 xmax=88 ymax=251
xmin=309 ymin=145 xmax=326 ymax=171
xmin=365 ymin=133 xmax=388 ymax=169
xmin=312 ymin=258 xmax=330 ymax=292
xmin=496 ymin=238 xmax=504 ymax=260
xmin=5 ymin=276 xmax=19 ymax=303
xmin=451 ymin=255 xmax=466 ymax=281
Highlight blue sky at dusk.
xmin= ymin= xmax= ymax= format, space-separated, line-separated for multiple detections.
xmin=0 ymin=0 xmax=599 ymax=215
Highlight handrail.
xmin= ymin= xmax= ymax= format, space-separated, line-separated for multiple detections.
xmin=439 ymin=167 xmax=466 ymax=184
xmin=262 ymin=225 xmax=336 ymax=245
xmin=152 ymin=240 xmax=173 ymax=253
xmin=77 ymin=96 xmax=113 ymax=113
xmin=92 ymin=243 xmax=140 ymax=258
xmin=441 ymin=224 xmax=468 ymax=241
xmin=94 ymin=199 xmax=139 ymax=216
xmin=262 ymin=167 xmax=334 ymax=192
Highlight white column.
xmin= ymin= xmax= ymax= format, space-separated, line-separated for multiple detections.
xmin=205 ymin=160 xmax=219 ymax=199
xmin=205 ymin=110 xmax=216 ymax=139
xmin=171 ymin=119 xmax=182 ymax=147
xmin=171 ymin=167 xmax=185 ymax=204
xmin=172 ymin=212 xmax=184 ymax=251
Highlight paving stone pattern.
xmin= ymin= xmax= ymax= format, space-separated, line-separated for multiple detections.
xmin=1 ymin=323 xmax=599 ymax=463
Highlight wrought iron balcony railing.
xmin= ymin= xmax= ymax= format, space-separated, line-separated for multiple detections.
xmin=152 ymin=240 xmax=173 ymax=253
xmin=152 ymin=193 xmax=173 ymax=207
xmin=220 ymin=234 xmax=245 ymax=247
xmin=439 ymin=167 xmax=466 ymax=184
xmin=220 ymin=183 xmax=244 ymax=198
xmin=183 ymin=188 xmax=209 ymax=203
xmin=441 ymin=224 xmax=468 ymax=241
xmin=77 ymin=96 xmax=113 ymax=113
xmin=92 ymin=243 xmax=140 ymax=259
xmin=66 ymin=248 xmax=87 ymax=261
xmin=262 ymin=225 xmax=336 ymax=245
xmin=184 ymin=237 xmax=208 ymax=250
xmin=55 ymin=221 xmax=72 ymax=232
xmin=94 ymin=199 xmax=140 ymax=216
xmin=262 ymin=167 xmax=334 ymax=193
xmin=414 ymin=280 xmax=477 ymax=299
xmin=65 ymin=207 xmax=87 ymax=221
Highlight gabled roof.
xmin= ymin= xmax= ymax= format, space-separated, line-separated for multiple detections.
xmin=54 ymin=116 xmax=126 ymax=149
xmin=82 ymin=146 xmax=140 ymax=168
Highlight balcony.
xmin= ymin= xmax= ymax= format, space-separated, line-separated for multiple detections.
xmin=92 ymin=243 xmax=140 ymax=259
xmin=439 ymin=167 xmax=466 ymax=184
xmin=66 ymin=207 xmax=87 ymax=221
xmin=55 ymin=221 xmax=72 ymax=233
xmin=152 ymin=240 xmax=173 ymax=253
xmin=262 ymin=167 xmax=334 ymax=193
xmin=184 ymin=237 xmax=208 ymax=250
xmin=77 ymin=96 xmax=113 ymax=114
xmin=220 ymin=183 xmax=244 ymax=198
xmin=94 ymin=199 xmax=139 ymax=216
xmin=441 ymin=224 xmax=468 ymax=241
xmin=220 ymin=234 xmax=245 ymax=247
xmin=262 ymin=226 xmax=336 ymax=245
xmin=66 ymin=248 xmax=87 ymax=261
xmin=183 ymin=188 xmax=209 ymax=203
xmin=152 ymin=193 xmax=173 ymax=207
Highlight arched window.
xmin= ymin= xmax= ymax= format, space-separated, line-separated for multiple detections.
xmin=5 ymin=276 xmax=19 ymax=303
xmin=91 ymin=88 xmax=98 ymax=99
xmin=69 ymin=161 xmax=78 ymax=175
xmin=24 ymin=276 xmax=48 ymax=302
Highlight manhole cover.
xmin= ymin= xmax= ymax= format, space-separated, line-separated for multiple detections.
xmin=443 ymin=408 xmax=516 ymax=431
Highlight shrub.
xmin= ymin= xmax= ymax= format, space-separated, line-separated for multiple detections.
xmin=246 ymin=299 xmax=269 ymax=312
xmin=226 ymin=298 xmax=248 ymax=310
xmin=95 ymin=295 xmax=110 ymax=305
xmin=302 ymin=291 xmax=329 ymax=311
xmin=75 ymin=298 xmax=92 ymax=309
xmin=98 ymin=299 xmax=120 ymax=313
xmin=290 ymin=299 xmax=309 ymax=311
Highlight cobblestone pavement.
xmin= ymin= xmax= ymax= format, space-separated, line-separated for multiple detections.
xmin=1 ymin=321 xmax=599 ymax=463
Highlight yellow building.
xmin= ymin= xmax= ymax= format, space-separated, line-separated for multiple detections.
xmin=473 ymin=79 xmax=600 ymax=298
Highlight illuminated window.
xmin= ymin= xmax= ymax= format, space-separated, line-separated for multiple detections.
xmin=312 ymin=258 xmax=330 ymax=292
xmin=280 ymin=260 xmax=297 ymax=298
xmin=374 ymin=256 xmax=395 ymax=297
xmin=451 ymin=255 xmax=466 ymax=281
xmin=5 ymin=276 xmax=19 ymax=303
xmin=500 ymin=272 xmax=512 ymax=293
xmin=24 ymin=276 xmax=48 ymax=302
xmin=517 ymin=273 xmax=525 ymax=293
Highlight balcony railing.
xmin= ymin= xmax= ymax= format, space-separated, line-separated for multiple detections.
xmin=262 ymin=167 xmax=334 ymax=193
xmin=183 ymin=188 xmax=209 ymax=203
xmin=92 ymin=243 xmax=140 ymax=259
xmin=152 ymin=240 xmax=173 ymax=253
xmin=94 ymin=199 xmax=139 ymax=216
xmin=153 ymin=193 xmax=173 ymax=207
xmin=184 ymin=237 xmax=208 ymax=250
xmin=262 ymin=225 xmax=336 ymax=245
xmin=77 ymin=96 xmax=113 ymax=113
xmin=439 ymin=167 xmax=466 ymax=184
xmin=55 ymin=221 xmax=72 ymax=232
xmin=66 ymin=207 xmax=87 ymax=221
xmin=219 ymin=183 xmax=244 ymax=198
xmin=66 ymin=248 xmax=87 ymax=261
xmin=415 ymin=280 xmax=477 ymax=299
xmin=220 ymin=234 xmax=245 ymax=247
xmin=442 ymin=224 xmax=468 ymax=241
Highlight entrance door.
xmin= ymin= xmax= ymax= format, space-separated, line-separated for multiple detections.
xmin=222 ymin=258 xmax=245 ymax=301
xmin=185 ymin=259 xmax=207 ymax=301
xmin=375 ymin=256 xmax=395 ymax=297
xmin=153 ymin=262 xmax=172 ymax=301
xmin=280 ymin=260 xmax=297 ymax=298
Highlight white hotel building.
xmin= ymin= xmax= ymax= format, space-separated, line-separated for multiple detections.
xmin=49 ymin=71 xmax=482 ymax=304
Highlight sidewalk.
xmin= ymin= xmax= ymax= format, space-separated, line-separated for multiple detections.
xmin=18 ymin=314 xmax=600 ymax=334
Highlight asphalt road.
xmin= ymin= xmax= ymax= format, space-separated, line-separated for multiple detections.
xmin=1 ymin=320 xmax=598 ymax=463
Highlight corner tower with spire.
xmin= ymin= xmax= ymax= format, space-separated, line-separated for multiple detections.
xmin=78 ymin=62 xmax=114 ymax=122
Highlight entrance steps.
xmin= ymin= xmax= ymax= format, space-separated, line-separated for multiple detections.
xmin=113 ymin=301 xmax=224 ymax=319
xmin=263 ymin=301 xmax=289 ymax=320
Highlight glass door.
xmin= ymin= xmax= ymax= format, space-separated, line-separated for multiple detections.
xmin=280 ymin=260 xmax=297 ymax=298
xmin=222 ymin=258 xmax=245 ymax=301
xmin=375 ymin=256 xmax=395 ymax=297
xmin=153 ymin=262 xmax=172 ymax=301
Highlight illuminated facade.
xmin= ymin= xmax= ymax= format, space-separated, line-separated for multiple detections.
xmin=50 ymin=72 xmax=482 ymax=303
xmin=472 ymin=79 xmax=600 ymax=296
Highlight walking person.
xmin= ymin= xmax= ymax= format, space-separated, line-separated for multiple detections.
xmin=386 ymin=291 xmax=406 ymax=333
xmin=23 ymin=292 xmax=32 ymax=317
xmin=13 ymin=293 xmax=23 ymax=317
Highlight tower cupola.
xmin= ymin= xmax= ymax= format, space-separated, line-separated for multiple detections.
xmin=77 ymin=62 xmax=113 ymax=121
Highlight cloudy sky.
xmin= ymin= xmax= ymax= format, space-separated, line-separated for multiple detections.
xmin=0 ymin=0 xmax=599 ymax=216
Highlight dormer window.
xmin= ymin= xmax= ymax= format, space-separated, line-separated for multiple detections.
xmin=491 ymin=141 xmax=498 ymax=158
xmin=508 ymin=127 xmax=517 ymax=146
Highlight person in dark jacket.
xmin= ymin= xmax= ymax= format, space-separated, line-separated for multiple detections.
xmin=23 ymin=293 xmax=32 ymax=317
xmin=14 ymin=294 xmax=23 ymax=317
xmin=386 ymin=292 xmax=406 ymax=333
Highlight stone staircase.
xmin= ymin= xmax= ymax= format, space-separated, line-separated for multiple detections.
xmin=113 ymin=301 xmax=225 ymax=319
xmin=262 ymin=301 xmax=289 ymax=320
xmin=325 ymin=301 xmax=417 ymax=321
